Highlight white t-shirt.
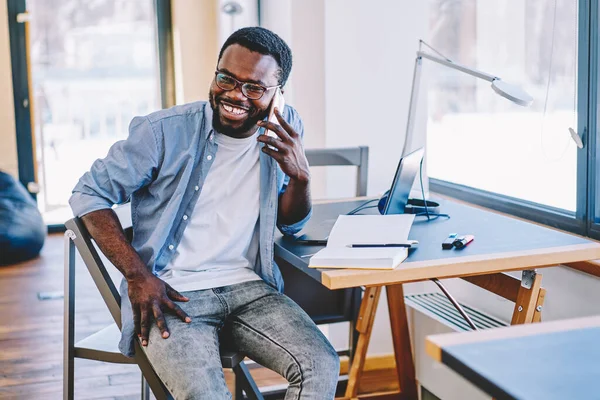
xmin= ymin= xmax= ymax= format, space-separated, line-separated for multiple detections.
xmin=158 ymin=131 xmax=262 ymax=292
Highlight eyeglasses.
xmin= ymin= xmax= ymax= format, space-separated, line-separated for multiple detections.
xmin=214 ymin=71 xmax=280 ymax=100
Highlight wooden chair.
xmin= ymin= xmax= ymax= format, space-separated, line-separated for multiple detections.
xmin=63 ymin=208 xmax=263 ymax=400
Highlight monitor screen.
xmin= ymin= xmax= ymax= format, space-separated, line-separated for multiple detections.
xmin=383 ymin=147 xmax=425 ymax=215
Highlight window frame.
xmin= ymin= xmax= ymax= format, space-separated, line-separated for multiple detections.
xmin=586 ymin=0 xmax=600 ymax=240
xmin=155 ymin=0 xmax=176 ymax=109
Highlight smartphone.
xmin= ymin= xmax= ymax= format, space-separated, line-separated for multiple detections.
xmin=266 ymin=88 xmax=285 ymax=149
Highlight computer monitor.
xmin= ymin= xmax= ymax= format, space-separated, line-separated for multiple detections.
xmin=294 ymin=147 xmax=425 ymax=245
xmin=382 ymin=147 xmax=425 ymax=215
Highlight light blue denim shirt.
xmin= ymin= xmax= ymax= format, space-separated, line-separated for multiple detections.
xmin=69 ymin=101 xmax=311 ymax=356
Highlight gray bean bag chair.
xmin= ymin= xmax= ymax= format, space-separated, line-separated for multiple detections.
xmin=0 ymin=171 xmax=45 ymax=265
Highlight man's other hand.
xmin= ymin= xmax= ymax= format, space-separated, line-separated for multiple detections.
xmin=127 ymin=272 xmax=191 ymax=346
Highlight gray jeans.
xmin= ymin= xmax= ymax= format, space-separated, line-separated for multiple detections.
xmin=143 ymin=280 xmax=340 ymax=399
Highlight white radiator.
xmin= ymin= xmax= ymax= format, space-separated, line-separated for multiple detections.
xmin=405 ymin=292 xmax=508 ymax=400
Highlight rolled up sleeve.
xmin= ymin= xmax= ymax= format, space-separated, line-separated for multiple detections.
xmin=277 ymin=206 xmax=312 ymax=236
xmin=69 ymin=116 xmax=160 ymax=218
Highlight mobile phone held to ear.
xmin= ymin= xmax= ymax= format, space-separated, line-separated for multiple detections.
xmin=266 ymin=88 xmax=285 ymax=150
xmin=268 ymin=87 xmax=285 ymax=124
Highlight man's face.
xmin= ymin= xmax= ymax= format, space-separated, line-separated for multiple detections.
xmin=209 ymin=44 xmax=280 ymax=138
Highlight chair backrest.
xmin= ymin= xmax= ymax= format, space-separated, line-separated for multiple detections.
xmin=305 ymin=146 xmax=369 ymax=196
xmin=64 ymin=203 xmax=133 ymax=328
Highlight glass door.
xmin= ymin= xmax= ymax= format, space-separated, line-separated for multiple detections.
xmin=9 ymin=0 xmax=163 ymax=227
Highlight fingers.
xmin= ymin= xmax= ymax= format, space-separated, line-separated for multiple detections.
xmin=257 ymin=119 xmax=292 ymax=142
xmin=152 ymin=303 xmax=169 ymax=339
xmin=140 ymin=305 xmax=151 ymax=346
xmin=137 ymin=300 xmax=190 ymax=346
xmin=133 ymin=307 xmax=141 ymax=338
xmin=256 ymin=134 xmax=287 ymax=152
xmin=261 ymin=145 xmax=286 ymax=162
xmin=166 ymin=300 xmax=192 ymax=323
xmin=273 ymin=108 xmax=298 ymax=138
xmin=165 ymin=284 xmax=189 ymax=302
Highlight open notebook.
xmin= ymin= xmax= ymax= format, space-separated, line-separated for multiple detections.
xmin=308 ymin=214 xmax=415 ymax=270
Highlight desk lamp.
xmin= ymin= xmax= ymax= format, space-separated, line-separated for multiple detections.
xmin=402 ymin=40 xmax=534 ymax=157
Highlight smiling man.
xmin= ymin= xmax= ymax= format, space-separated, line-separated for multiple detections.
xmin=69 ymin=27 xmax=339 ymax=399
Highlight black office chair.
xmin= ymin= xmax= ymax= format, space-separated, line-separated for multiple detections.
xmin=63 ymin=207 xmax=263 ymax=400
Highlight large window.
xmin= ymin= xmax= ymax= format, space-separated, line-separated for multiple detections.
xmin=12 ymin=0 xmax=163 ymax=226
xmin=426 ymin=0 xmax=579 ymax=212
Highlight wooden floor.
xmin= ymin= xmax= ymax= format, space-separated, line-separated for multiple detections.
xmin=0 ymin=234 xmax=397 ymax=399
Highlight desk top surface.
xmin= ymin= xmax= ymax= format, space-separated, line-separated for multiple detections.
xmin=274 ymin=198 xmax=600 ymax=289
xmin=426 ymin=316 xmax=600 ymax=400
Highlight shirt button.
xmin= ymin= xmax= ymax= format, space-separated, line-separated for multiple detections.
xmin=207 ymin=155 xmax=213 ymax=161
xmin=195 ymin=186 xmax=199 ymax=191
xmin=168 ymin=244 xmax=174 ymax=250
xmin=183 ymin=215 xmax=188 ymax=221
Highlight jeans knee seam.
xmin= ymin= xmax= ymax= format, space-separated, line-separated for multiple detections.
xmin=232 ymin=319 xmax=304 ymax=399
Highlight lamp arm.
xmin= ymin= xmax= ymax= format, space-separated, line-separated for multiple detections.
xmin=402 ymin=51 xmax=503 ymax=157
xmin=402 ymin=45 xmax=533 ymax=158
xmin=418 ymin=51 xmax=497 ymax=82
xmin=401 ymin=55 xmax=423 ymax=157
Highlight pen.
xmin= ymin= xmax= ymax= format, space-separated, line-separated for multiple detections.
xmin=349 ymin=243 xmax=413 ymax=248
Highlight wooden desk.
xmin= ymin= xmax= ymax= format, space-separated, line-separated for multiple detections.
xmin=426 ymin=316 xmax=600 ymax=400
xmin=275 ymin=198 xmax=600 ymax=399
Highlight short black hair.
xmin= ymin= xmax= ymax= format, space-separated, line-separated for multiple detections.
xmin=218 ymin=27 xmax=292 ymax=87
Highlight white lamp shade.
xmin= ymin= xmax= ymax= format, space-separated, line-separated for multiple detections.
xmin=491 ymin=79 xmax=534 ymax=107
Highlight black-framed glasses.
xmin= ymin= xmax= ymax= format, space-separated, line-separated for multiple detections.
xmin=214 ymin=71 xmax=280 ymax=100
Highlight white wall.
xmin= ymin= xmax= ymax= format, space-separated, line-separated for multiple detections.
xmin=323 ymin=0 xmax=429 ymax=199
xmin=0 ymin=1 xmax=18 ymax=178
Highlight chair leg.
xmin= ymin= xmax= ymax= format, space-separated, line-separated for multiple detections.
xmin=235 ymin=371 xmax=244 ymax=400
xmin=141 ymin=374 xmax=150 ymax=400
xmin=232 ymin=362 xmax=263 ymax=400
xmin=63 ymin=233 xmax=76 ymax=400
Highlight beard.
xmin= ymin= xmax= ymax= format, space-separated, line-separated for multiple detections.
xmin=209 ymin=89 xmax=269 ymax=138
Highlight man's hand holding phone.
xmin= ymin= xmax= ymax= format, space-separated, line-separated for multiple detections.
xmin=257 ymin=105 xmax=310 ymax=184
